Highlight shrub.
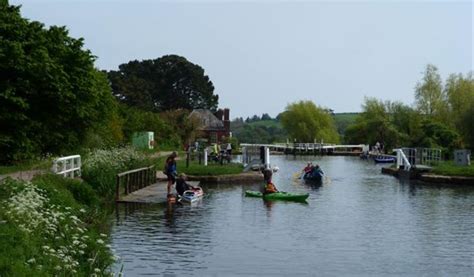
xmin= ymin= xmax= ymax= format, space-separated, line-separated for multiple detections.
xmin=82 ymin=147 xmax=147 ymax=197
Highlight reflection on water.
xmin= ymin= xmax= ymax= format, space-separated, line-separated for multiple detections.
xmin=111 ymin=156 xmax=474 ymax=276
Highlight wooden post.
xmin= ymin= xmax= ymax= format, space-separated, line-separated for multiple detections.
xmin=116 ymin=175 xmax=120 ymax=201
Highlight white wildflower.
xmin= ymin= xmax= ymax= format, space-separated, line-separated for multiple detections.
xmin=96 ymin=239 xmax=104 ymax=244
xmin=26 ymin=258 xmax=35 ymax=264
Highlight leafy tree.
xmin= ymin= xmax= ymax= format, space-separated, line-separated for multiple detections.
xmin=261 ymin=113 xmax=272 ymax=120
xmin=280 ymin=101 xmax=339 ymax=143
xmin=418 ymin=120 xmax=461 ymax=155
xmin=415 ymin=64 xmax=448 ymax=121
xmin=445 ymin=72 xmax=474 ymax=147
xmin=0 ymin=3 xmax=119 ymax=163
xmin=108 ymin=55 xmax=218 ymax=112
xmin=160 ymin=109 xmax=201 ymax=149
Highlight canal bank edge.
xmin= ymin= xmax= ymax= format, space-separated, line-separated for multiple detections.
xmin=381 ymin=167 xmax=474 ymax=185
xmin=157 ymin=171 xmax=263 ymax=183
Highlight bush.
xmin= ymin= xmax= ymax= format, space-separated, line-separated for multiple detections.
xmin=82 ymin=147 xmax=148 ymax=197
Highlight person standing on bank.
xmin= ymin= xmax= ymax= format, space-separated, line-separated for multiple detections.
xmin=164 ymin=152 xmax=178 ymax=198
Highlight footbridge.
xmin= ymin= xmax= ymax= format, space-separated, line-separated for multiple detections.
xmin=240 ymin=143 xmax=368 ymax=153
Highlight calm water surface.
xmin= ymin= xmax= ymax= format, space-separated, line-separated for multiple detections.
xmin=111 ymin=156 xmax=474 ymax=276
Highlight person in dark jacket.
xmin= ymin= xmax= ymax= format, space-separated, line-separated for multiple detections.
xmin=175 ymin=173 xmax=194 ymax=196
xmin=164 ymin=152 xmax=177 ymax=197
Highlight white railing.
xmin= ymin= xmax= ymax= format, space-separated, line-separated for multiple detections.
xmin=51 ymin=155 xmax=81 ymax=178
xmin=395 ymin=149 xmax=411 ymax=171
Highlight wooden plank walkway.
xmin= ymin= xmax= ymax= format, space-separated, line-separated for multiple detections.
xmin=117 ymin=181 xmax=199 ymax=204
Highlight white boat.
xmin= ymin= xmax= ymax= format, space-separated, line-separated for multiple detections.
xmin=179 ymin=187 xmax=204 ymax=203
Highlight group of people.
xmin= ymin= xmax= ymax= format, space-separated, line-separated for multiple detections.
xmin=209 ymin=143 xmax=232 ymax=163
xmin=302 ymin=162 xmax=324 ymax=179
xmin=164 ymin=152 xmax=196 ymax=200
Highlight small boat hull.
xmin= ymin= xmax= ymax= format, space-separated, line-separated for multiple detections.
xmin=373 ymin=156 xmax=395 ymax=163
xmin=245 ymin=190 xmax=309 ymax=202
xmin=303 ymin=171 xmax=323 ymax=182
xmin=180 ymin=188 xmax=204 ymax=203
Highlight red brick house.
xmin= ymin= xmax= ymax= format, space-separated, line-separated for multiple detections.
xmin=189 ymin=108 xmax=230 ymax=144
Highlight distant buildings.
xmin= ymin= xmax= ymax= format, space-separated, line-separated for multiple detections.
xmin=189 ymin=108 xmax=231 ymax=144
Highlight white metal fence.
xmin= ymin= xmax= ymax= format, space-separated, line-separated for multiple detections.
xmin=51 ymin=155 xmax=81 ymax=178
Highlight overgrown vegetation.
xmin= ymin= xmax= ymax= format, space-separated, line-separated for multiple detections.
xmin=81 ymin=147 xmax=157 ymax=198
xmin=0 ymin=175 xmax=117 ymax=275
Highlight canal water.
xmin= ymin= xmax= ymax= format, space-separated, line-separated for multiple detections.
xmin=111 ymin=156 xmax=474 ymax=276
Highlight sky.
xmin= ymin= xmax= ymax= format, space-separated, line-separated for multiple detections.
xmin=11 ymin=0 xmax=473 ymax=119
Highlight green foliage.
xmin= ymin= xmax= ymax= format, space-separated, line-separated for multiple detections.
xmin=0 ymin=177 xmax=114 ymax=275
xmin=180 ymin=161 xmax=243 ymax=176
xmin=280 ymin=101 xmax=340 ymax=143
xmin=119 ymin=104 xmax=180 ymax=149
xmin=333 ymin=113 xmax=358 ymax=142
xmin=418 ymin=120 xmax=461 ymax=153
xmin=159 ymin=109 xmax=201 ymax=147
xmin=81 ymin=147 xmax=147 ymax=197
xmin=431 ymin=161 xmax=474 ymax=177
xmin=445 ymin=72 xmax=474 ymax=148
xmin=415 ymin=64 xmax=448 ymax=120
xmin=345 ymin=98 xmax=418 ymax=150
xmin=0 ymin=158 xmax=51 ymax=175
xmin=108 ymin=55 xmax=219 ymax=112
xmin=231 ymin=118 xmax=287 ymax=144
xmin=0 ymin=4 xmax=119 ymax=163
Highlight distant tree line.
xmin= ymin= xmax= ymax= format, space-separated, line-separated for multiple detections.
xmin=0 ymin=3 xmax=218 ymax=164
xmin=345 ymin=64 xmax=474 ymax=154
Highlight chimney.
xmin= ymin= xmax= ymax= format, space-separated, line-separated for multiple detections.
xmin=223 ymin=108 xmax=230 ymax=134
xmin=224 ymin=108 xmax=230 ymax=121
xmin=215 ymin=109 xmax=224 ymax=121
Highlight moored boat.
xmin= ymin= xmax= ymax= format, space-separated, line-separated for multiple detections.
xmin=373 ymin=156 xmax=395 ymax=163
xmin=245 ymin=190 xmax=309 ymax=202
xmin=179 ymin=187 xmax=204 ymax=203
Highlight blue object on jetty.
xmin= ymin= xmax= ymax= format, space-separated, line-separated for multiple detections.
xmin=373 ymin=156 xmax=396 ymax=163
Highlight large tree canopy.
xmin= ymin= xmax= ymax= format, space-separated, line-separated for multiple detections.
xmin=280 ymin=101 xmax=340 ymax=143
xmin=108 ymin=55 xmax=219 ymax=112
xmin=0 ymin=3 xmax=119 ymax=163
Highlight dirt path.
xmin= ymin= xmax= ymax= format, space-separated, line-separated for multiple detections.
xmin=0 ymin=170 xmax=46 ymax=182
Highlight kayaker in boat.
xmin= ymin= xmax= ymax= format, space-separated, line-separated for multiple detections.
xmin=262 ymin=168 xmax=279 ymax=194
xmin=175 ymin=173 xmax=195 ymax=196
xmin=301 ymin=162 xmax=313 ymax=178
xmin=303 ymin=162 xmax=313 ymax=174
xmin=164 ymin=152 xmax=178 ymax=198
xmin=313 ymin=164 xmax=324 ymax=176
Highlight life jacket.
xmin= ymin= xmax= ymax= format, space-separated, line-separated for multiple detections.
xmin=264 ymin=182 xmax=278 ymax=194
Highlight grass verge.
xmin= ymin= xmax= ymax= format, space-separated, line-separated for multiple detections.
xmin=431 ymin=161 xmax=474 ymax=177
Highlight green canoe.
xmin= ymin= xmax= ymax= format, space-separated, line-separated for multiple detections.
xmin=245 ymin=190 xmax=309 ymax=202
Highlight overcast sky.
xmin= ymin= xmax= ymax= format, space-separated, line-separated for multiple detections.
xmin=12 ymin=0 xmax=473 ymax=119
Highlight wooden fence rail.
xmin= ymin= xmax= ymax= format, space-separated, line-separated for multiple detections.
xmin=116 ymin=165 xmax=156 ymax=201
